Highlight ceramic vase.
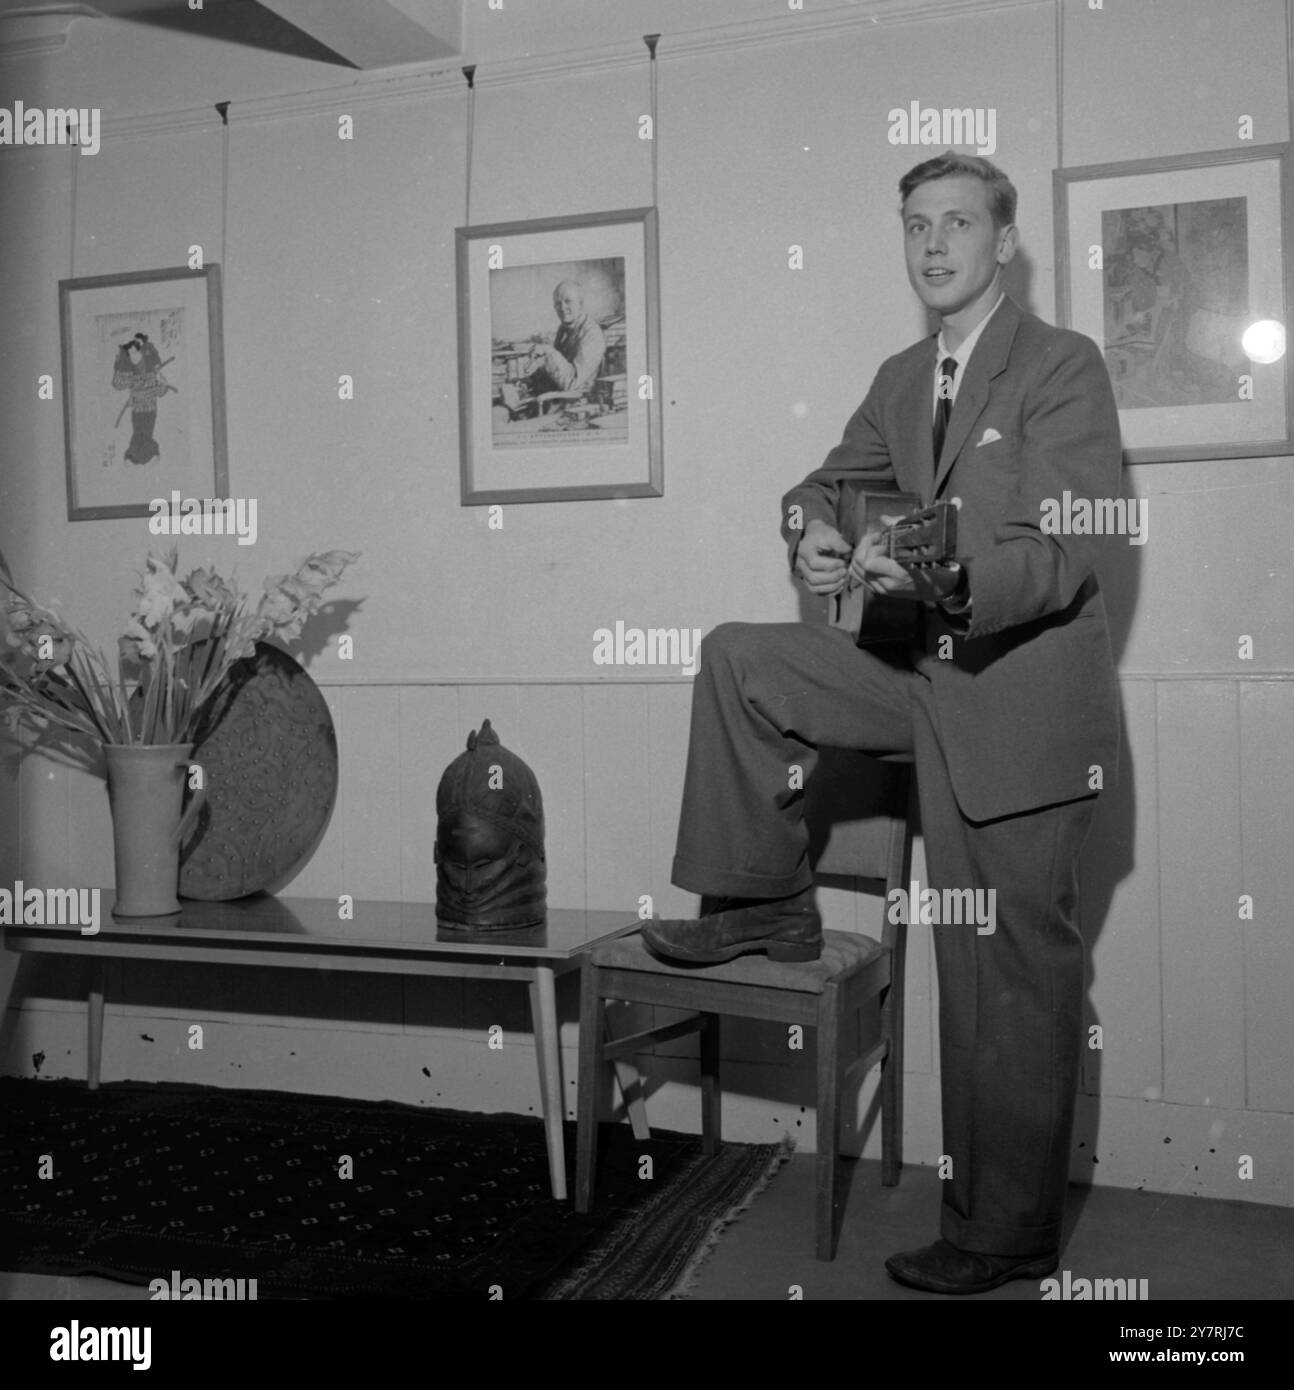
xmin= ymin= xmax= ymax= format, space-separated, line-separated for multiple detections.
xmin=105 ymin=743 xmax=203 ymax=918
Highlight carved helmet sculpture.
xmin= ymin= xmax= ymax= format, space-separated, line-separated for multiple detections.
xmin=435 ymin=719 xmax=546 ymax=929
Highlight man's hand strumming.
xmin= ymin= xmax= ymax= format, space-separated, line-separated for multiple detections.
xmin=794 ymin=519 xmax=853 ymax=595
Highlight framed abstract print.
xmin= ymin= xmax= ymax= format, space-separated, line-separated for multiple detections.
xmin=1054 ymin=144 xmax=1292 ymax=463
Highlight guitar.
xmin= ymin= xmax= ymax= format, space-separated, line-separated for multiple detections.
xmin=826 ymin=488 xmax=959 ymax=643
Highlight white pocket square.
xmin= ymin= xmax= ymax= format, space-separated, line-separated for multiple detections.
xmin=975 ymin=428 xmax=1002 ymax=447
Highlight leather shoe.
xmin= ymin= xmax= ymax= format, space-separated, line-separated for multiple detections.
xmin=884 ymin=1239 xmax=1058 ymax=1295
xmin=641 ymin=888 xmax=822 ymax=965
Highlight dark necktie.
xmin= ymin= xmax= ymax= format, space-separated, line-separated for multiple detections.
xmin=933 ymin=356 xmax=958 ymax=462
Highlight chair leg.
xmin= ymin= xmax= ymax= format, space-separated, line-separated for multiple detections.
xmin=699 ymin=1012 xmax=721 ymax=1156
xmin=574 ymin=961 xmax=603 ymax=1213
xmin=879 ymin=781 xmax=914 ymax=1188
xmin=880 ymin=922 xmax=906 ymax=1186
xmin=607 ymin=1002 xmax=651 ymax=1142
xmin=816 ymin=986 xmax=843 ymax=1260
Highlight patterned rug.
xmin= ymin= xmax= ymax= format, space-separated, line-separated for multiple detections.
xmin=0 ymin=1077 xmax=788 ymax=1300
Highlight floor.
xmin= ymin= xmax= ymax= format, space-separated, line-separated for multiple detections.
xmin=684 ymin=1156 xmax=1294 ymax=1301
xmin=3 ymin=1155 xmax=1291 ymax=1301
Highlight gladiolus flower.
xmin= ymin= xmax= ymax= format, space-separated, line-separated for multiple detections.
xmin=186 ymin=566 xmax=237 ymax=611
xmin=119 ymin=618 xmax=158 ymax=662
xmin=132 ymin=552 xmax=189 ymax=631
xmin=296 ymin=550 xmax=360 ymax=591
xmin=2 ymin=548 xmax=358 ymax=750
xmin=27 ymin=622 xmax=74 ymax=668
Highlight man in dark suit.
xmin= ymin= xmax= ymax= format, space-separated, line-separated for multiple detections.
xmin=641 ymin=152 xmax=1123 ymax=1293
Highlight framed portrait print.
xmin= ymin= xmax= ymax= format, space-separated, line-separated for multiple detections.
xmin=1054 ymin=143 xmax=1293 ymax=463
xmin=59 ymin=265 xmax=227 ymax=521
xmin=455 ymin=207 xmax=663 ymax=504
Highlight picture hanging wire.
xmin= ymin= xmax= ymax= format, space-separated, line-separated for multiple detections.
xmin=67 ymin=119 xmax=78 ymax=278
xmin=463 ymin=65 xmax=477 ymax=227
xmin=1053 ymin=0 xmax=1063 ymax=170
xmin=644 ymin=33 xmax=660 ymax=208
xmin=1287 ymin=0 xmax=1293 ymax=140
xmin=216 ymin=101 xmax=231 ymax=269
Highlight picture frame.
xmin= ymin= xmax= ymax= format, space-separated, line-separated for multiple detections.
xmin=1054 ymin=143 xmax=1293 ymax=463
xmin=59 ymin=265 xmax=227 ymax=521
xmin=455 ymin=207 xmax=663 ymax=504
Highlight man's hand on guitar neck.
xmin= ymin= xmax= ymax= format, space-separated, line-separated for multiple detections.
xmin=795 ymin=512 xmax=969 ymax=611
xmin=849 ymin=532 xmax=964 ymax=604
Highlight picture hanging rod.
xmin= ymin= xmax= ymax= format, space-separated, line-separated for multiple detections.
xmin=8 ymin=0 xmax=1041 ymax=147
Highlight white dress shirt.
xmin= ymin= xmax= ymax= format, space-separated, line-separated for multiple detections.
xmin=932 ymin=290 xmax=1005 ymax=420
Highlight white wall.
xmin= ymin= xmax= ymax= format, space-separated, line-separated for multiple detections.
xmin=0 ymin=0 xmax=1290 ymax=1207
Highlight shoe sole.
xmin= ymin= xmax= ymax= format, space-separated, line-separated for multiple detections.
xmin=642 ymin=933 xmax=822 ymax=965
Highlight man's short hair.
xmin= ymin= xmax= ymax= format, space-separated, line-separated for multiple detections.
xmin=899 ymin=152 xmax=1017 ymax=230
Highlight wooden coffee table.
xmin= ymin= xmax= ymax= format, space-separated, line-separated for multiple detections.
xmin=3 ymin=895 xmax=640 ymax=1201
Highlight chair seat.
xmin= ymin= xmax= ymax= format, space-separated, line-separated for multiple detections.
xmin=590 ymin=927 xmax=883 ymax=995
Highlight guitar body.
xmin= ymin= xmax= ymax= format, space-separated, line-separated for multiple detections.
xmin=828 ymin=486 xmax=959 ymax=644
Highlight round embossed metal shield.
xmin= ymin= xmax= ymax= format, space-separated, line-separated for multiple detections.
xmin=179 ymin=642 xmax=338 ymax=900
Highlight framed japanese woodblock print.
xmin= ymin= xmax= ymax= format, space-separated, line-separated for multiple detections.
xmin=1055 ymin=144 xmax=1292 ymax=463
xmin=59 ymin=265 xmax=228 ymax=520
xmin=456 ymin=207 xmax=663 ymax=504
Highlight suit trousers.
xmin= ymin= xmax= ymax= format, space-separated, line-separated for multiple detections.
xmin=671 ymin=620 xmax=1096 ymax=1258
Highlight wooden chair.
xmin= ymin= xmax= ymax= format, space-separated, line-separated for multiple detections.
xmin=574 ymin=752 xmax=916 ymax=1260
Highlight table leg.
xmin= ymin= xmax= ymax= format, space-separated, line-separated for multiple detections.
xmin=87 ymin=958 xmax=105 ymax=1091
xmin=528 ymin=965 xmax=566 ymax=1200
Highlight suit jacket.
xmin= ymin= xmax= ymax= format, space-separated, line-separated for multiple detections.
xmin=781 ymin=295 xmax=1122 ymax=822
